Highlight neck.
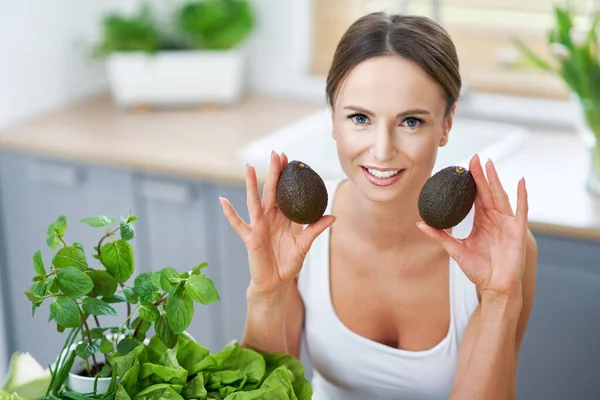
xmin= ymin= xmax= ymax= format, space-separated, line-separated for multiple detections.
xmin=337 ymin=180 xmax=433 ymax=250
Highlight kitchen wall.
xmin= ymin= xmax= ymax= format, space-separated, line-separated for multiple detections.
xmin=0 ymin=0 xmax=305 ymax=131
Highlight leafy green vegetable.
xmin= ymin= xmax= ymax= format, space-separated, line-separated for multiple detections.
xmin=101 ymin=240 xmax=135 ymax=282
xmin=56 ymin=267 xmax=94 ymax=298
xmin=49 ymin=297 xmax=81 ymax=328
xmin=165 ymin=287 xmax=194 ymax=335
xmin=186 ymin=275 xmax=220 ymax=304
xmin=87 ymin=270 xmax=119 ymax=298
xmin=33 ymin=250 xmax=46 ymax=276
xmin=79 ymin=215 xmax=114 ymax=228
xmin=52 ymin=247 xmax=88 ymax=270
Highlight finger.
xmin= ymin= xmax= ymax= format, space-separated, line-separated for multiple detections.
xmin=469 ymin=154 xmax=495 ymax=210
xmin=246 ymin=164 xmax=263 ymax=223
xmin=416 ymin=222 xmax=465 ymax=264
xmin=281 ymin=152 xmax=289 ymax=169
xmin=485 ymin=159 xmax=514 ymax=216
xmin=219 ymin=197 xmax=251 ymax=238
xmin=261 ymin=151 xmax=282 ymax=210
xmin=515 ymin=177 xmax=529 ymax=229
xmin=295 ymin=215 xmax=336 ymax=256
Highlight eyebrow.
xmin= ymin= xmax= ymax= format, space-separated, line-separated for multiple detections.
xmin=343 ymin=105 xmax=431 ymax=118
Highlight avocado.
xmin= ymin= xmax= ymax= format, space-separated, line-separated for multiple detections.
xmin=276 ymin=160 xmax=328 ymax=224
xmin=418 ymin=166 xmax=476 ymax=230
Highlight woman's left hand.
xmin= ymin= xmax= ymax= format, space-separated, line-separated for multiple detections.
xmin=417 ymin=154 xmax=529 ymax=299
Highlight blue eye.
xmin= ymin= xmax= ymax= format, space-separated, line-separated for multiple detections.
xmin=348 ymin=113 xmax=369 ymax=125
xmin=404 ymin=117 xmax=422 ymax=128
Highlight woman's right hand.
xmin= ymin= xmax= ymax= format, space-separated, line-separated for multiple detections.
xmin=219 ymin=151 xmax=336 ymax=296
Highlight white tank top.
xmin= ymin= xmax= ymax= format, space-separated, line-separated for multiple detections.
xmin=297 ymin=179 xmax=480 ymax=400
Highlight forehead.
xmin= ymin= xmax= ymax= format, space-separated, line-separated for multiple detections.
xmin=335 ymin=55 xmax=446 ymax=113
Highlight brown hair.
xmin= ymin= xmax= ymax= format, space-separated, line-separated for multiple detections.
xmin=326 ymin=12 xmax=461 ymax=116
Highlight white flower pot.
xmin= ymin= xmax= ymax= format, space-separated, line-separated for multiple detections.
xmin=106 ymin=49 xmax=246 ymax=107
xmin=67 ymin=373 xmax=112 ymax=395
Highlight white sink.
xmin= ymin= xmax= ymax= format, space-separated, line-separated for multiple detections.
xmin=238 ymin=108 xmax=529 ymax=181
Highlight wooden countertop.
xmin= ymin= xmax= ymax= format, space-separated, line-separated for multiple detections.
xmin=1 ymin=93 xmax=599 ymax=242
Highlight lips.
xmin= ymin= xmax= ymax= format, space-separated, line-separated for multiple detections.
xmin=361 ymin=166 xmax=405 ymax=187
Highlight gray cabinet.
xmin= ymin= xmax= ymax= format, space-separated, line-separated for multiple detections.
xmin=0 ymin=151 xmax=136 ymax=367
xmin=517 ymin=233 xmax=600 ymax=400
xmin=133 ymin=174 xmax=223 ymax=353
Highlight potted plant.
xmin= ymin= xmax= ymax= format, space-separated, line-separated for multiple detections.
xmin=1 ymin=212 xmax=312 ymax=400
xmin=96 ymin=0 xmax=256 ymax=108
xmin=514 ymin=3 xmax=600 ymax=194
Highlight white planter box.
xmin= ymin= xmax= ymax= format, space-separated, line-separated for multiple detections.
xmin=106 ymin=50 xmax=245 ymax=107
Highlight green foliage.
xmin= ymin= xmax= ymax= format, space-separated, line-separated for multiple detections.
xmin=25 ymin=212 xmax=226 ymax=398
xmin=94 ymin=0 xmax=255 ymax=56
xmin=177 ymin=0 xmax=256 ymax=50
xmin=514 ymin=4 xmax=600 ymax=134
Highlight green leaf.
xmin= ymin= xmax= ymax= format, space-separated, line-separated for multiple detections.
xmin=151 ymin=272 xmax=162 ymax=289
xmin=100 ymin=337 xmax=114 ymax=354
xmin=102 ymin=294 xmax=127 ymax=303
xmin=101 ymin=240 xmax=134 ymax=282
xmin=76 ymin=339 xmax=101 ymax=359
xmin=73 ymin=242 xmax=85 ymax=254
xmin=120 ymin=218 xmax=135 ymax=241
xmin=32 ymin=275 xmax=45 ymax=282
xmin=57 ymin=267 xmax=94 ymax=298
xmin=127 ymin=215 xmax=138 ymax=223
xmin=52 ymin=246 xmax=88 ymax=270
xmin=186 ymin=275 xmax=220 ymax=304
xmin=82 ymin=297 xmax=117 ymax=316
xmin=24 ymin=290 xmax=44 ymax=306
xmin=92 ymin=253 xmax=100 ymax=260
xmin=513 ymin=37 xmax=553 ymax=71
xmin=117 ymin=338 xmax=141 ymax=355
xmin=46 ymin=224 xmax=61 ymax=250
xmin=87 ymin=269 xmax=119 ymax=297
xmin=54 ymin=215 xmax=68 ymax=235
xmin=122 ymin=286 xmax=139 ymax=304
xmin=160 ymin=268 xmax=180 ymax=292
xmin=156 ymin=316 xmax=178 ymax=349
xmin=50 ymin=297 xmax=81 ymax=328
xmin=139 ymin=303 xmax=160 ymax=322
xmin=134 ymin=272 xmax=158 ymax=302
xmin=33 ymin=250 xmax=46 ymax=276
xmin=192 ymin=262 xmax=209 ymax=275
xmin=57 ymin=323 xmax=65 ymax=333
xmin=79 ymin=215 xmax=113 ymax=227
xmin=165 ymin=288 xmax=194 ymax=335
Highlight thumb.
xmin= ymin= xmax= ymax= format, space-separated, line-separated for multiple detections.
xmin=296 ymin=215 xmax=336 ymax=254
xmin=416 ymin=222 xmax=464 ymax=263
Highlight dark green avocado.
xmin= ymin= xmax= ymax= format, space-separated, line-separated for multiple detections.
xmin=418 ymin=166 xmax=477 ymax=230
xmin=276 ymin=160 xmax=328 ymax=225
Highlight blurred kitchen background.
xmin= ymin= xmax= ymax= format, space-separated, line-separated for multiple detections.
xmin=1 ymin=0 xmax=599 ymax=398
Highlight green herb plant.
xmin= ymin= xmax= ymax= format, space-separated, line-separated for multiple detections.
xmin=22 ymin=213 xmax=313 ymax=400
xmin=25 ymin=212 xmax=219 ymax=398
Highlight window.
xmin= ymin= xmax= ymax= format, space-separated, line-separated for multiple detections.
xmin=311 ymin=0 xmax=590 ymax=99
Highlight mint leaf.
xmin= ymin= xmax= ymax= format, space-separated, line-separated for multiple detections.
xmin=101 ymin=240 xmax=134 ymax=282
xmin=73 ymin=242 xmax=85 ymax=254
xmin=50 ymin=297 xmax=80 ymax=328
xmin=87 ymin=270 xmax=119 ymax=297
xmin=156 ymin=315 xmax=178 ymax=348
xmin=117 ymin=338 xmax=141 ymax=356
xmin=24 ymin=290 xmax=44 ymax=306
xmin=122 ymin=286 xmax=139 ymax=304
xmin=33 ymin=250 xmax=46 ymax=276
xmin=52 ymin=246 xmax=88 ymax=270
xmin=102 ymin=294 xmax=126 ymax=303
xmin=100 ymin=337 xmax=114 ymax=354
xmin=120 ymin=218 xmax=135 ymax=241
xmin=54 ymin=216 xmax=67 ymax=235
xmin=79 ymin=215 xmax=113 ymax=227
xmin=46 ymin=224 xmax=61 ymax=249
xmin=160 ymin=267 xmax=180 ymax=292
xmin=151 ymin=272 xmax=162 ymax=289
xmin=57 ymin=267 xmax=94 ymax=297
xmin=57 ymin=324 xmax=65 ymax=333
xmin=139 ymin=303 xmax=160 ymax=322
xmin=186 ymin=275 xmax=220 ymax=304
xmin=166 ymin=287 xmax=194 ymax=335
xmin=83 ymin=298 xmax=117 ymax=316
xmin=192 ymin=262 xmax=209 ymax=275
xmin=127 ymin=215 xmax=138 ymax=223
xmin=134 ymin=272 xmax=158 ymax=302
xmin=76 ymin=339 xmax=101 ymax=359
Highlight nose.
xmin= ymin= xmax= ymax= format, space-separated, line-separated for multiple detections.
xmin=370 ymin=125 xmax=397 ymax=163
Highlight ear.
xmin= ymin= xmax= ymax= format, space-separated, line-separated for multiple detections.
xmin=440 ymin=104 xmax=457 ymax=147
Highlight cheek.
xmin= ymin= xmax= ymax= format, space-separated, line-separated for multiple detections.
xmin=400 ymin=133 xmax=440 ymax=165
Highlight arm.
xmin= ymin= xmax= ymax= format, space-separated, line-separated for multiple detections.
xmin=450 ymin=230 xmax=538 ymax=400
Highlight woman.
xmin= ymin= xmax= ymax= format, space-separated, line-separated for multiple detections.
xmin=219 ymin=11 xmax=537 ymax=400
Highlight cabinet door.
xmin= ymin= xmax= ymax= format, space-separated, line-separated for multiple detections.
xmin=516 ymin=234 xmax=600 ymax=400
xmin=134 ymin=175 xmax=222 ymax=352
xmin=0 ymin=152 xmax=136 ymax=367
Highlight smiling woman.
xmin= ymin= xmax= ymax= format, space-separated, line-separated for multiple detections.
xmin=220 ymin=10 xmax=537 ymax=400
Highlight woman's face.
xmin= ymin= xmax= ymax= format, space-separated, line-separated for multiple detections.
xmin=332 ymin=55 xmax=454 ymax=204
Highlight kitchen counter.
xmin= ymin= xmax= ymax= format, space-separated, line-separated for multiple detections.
xmin=1 ymin=93 xmax=599 ymax=241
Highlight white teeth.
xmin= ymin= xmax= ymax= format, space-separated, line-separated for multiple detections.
xmin=367 ymin=168 xmax=401 ymax=178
